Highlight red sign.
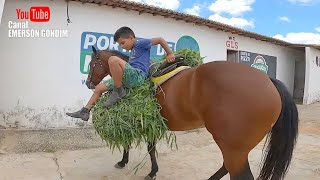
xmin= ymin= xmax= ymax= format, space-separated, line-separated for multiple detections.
xmin=226 ymin=36 xmax=238 ymax=49
xmin=16 ymin=6 xmax=50 ymax=22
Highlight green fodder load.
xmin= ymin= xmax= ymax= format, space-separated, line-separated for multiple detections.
xmin=92 ymin=49 xmax=203 ymax=152
xmin=173 ymin=48 xmax=204 ymax=67
xmin=92 ymin=80 xmax=176 ymax=152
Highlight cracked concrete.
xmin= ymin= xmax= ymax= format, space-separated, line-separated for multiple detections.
xmin=53 ymin=153 xmax=64 ymax=180
xmin=0 ymin=152 xmax=60 ymax=180
xmin=0 ymin=130 xmax=319 ymax=180
xmin=0 ymin=103 xmax=319 ymax=179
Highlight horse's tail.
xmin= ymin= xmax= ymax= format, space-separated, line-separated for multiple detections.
xmin=258 ymin=77 xmax=299 ymax=180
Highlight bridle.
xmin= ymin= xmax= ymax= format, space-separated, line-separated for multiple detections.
xmin=86 ymin=50 xmax=106 ymax=89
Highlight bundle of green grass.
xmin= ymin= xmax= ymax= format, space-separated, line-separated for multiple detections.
xmin=92 ymin=49 xmax=204 ymax=152
xmin=172 ymin=48 xmax=204 ymax=67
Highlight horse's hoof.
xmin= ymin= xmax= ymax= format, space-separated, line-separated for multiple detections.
xmin=144 ymin=175 xmax=156 ymax=180
xmin=114 ymin=163 xmax=125 ymax=169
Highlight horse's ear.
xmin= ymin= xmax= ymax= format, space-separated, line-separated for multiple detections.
xmin=92 ymin=46 xmax=97 ymax=53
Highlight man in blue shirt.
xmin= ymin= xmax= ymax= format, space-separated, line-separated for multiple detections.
xmin=66 ymin=26 xmax=175 ymax=121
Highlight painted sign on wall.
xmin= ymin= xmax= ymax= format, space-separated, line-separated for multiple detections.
xmin=80 ymin=31 xmax=200 ymax=74
xmin=239 ymin=51 xmax=277 ymax=78
xmin=226 ymin=36 xmax=238 ymax=49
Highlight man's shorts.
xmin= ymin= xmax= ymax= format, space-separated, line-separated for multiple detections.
xmin=103 ymin=63 xmax=146 ymax=91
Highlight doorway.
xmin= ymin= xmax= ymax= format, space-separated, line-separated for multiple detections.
xmin=227 ymin=50 xmax=239 ymax=63
xmin=293 ymin=58 xmax=306 ymax=104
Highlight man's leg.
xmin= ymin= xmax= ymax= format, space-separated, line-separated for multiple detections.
xmin=105 ymin=56 xmax=127 ymax=108
xmin=85 ymin=83 xmax=108 ymax=109
xmin=66 ymin=83 xmax=108 ymax=121
xmin=108 ymin=56 xmax=127 ymax=87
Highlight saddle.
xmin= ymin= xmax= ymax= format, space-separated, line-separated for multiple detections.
xmin=150 ymin=56 xmax=188 ymax=78
xmin=149 ymin=56 xmax=190 ymax=87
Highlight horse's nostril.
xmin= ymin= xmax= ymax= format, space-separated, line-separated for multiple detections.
xmin=85 ymin=80 xmax=91 ymax=89
xmin=85 ymin=80 xmax=95 ymax=89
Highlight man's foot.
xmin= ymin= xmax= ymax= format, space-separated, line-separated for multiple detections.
xmin=105 ymin=86 xmax=126 ymax=109
xmin=66 ymin=107 xmax=90 ymax=121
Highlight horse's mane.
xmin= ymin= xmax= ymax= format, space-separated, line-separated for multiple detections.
xmin=104 ymin=49 xmax=129 ymax=61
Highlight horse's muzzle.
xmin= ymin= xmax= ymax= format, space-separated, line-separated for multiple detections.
xmin=86 ymin=80 xmax=95 ymax=89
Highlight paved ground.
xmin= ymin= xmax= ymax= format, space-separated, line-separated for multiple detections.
xmin=0 ymin=103 xmax=319 ymax=180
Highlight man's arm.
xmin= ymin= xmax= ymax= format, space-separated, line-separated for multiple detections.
xmin=151 ymin=37 xmax=175 ymax=62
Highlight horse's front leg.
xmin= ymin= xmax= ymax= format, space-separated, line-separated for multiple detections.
xmin=114 ymin=148 xmax=129 ymax=169
xmin=145 ymin=142 xmax=158 ymax=180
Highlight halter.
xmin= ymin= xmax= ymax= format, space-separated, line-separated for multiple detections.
xmin=87 ymin=51 xmax=105 ymax=88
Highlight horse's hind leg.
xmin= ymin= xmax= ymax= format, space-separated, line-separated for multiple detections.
xmin=145 ymin=142 xmax=158 ymax=180
xmin=208 ymin=163 xmax=228 ymax=180
xmin=223 ymin=152 xmax=253 ymax=180
xmin=230 ymin=161 xmax=253 ymax=180
xmin=114 ymin=148 xmax=129 ymax=169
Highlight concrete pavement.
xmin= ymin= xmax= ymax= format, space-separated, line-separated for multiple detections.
xmin=0 ymin=103 xmax=320 ymax=180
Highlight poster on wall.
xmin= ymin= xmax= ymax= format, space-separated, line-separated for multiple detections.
xmin=239 ymin=51 xmax=277 ymax=78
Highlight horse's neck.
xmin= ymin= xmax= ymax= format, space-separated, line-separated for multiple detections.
xmin=101 ymin=51 xmax=129 ymax=73
xmin=100 ymin=53 xmax=111 ymax=75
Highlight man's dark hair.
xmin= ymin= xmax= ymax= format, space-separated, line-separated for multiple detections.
xmin=114 ymin=27 xmax=135 ymax=42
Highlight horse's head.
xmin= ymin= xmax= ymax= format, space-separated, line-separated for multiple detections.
xmin=85 ymin=46 xmax=111 ymax=89
xmin=85 ymin=46 xmax=130 ymax=89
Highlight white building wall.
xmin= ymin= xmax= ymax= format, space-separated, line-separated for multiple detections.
xmin=304 ymin=47 xmax=320 ymax=104
xmin=0 ymin=0 xmax=302 ymax=128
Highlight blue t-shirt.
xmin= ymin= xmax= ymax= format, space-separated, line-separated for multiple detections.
xmin=128 ymin=38 xmax=152 ymax=77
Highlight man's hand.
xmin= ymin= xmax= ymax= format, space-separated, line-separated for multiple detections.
xmin=166 ymin=53 xmax=175 ymax=62
xmin=152 ymin=38 xmax=176 ymax=62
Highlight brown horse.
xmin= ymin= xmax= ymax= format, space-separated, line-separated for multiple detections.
xmin=86 ymin=47 xmax=299 ymax=180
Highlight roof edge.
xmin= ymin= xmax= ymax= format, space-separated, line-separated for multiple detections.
xmin=69 ymin=0 xmax=319 ymax=50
